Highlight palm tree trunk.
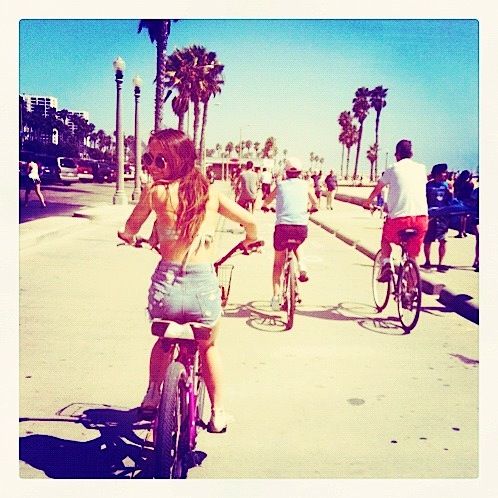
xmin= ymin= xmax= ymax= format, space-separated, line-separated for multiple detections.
xmin=199 ymin=100 xmax=209 ymax=171
xmin=192 ymin=99 xmax=201 ymax=154
xmin=374 ymin=112 xmax=381 ymax=179
xmin=345 ymin=147 xmax=351 ymax=179
xmin=353 ymin=122 xmax=364 ymax=180
xmin=154 ymin=21 xmax=171 ymax=132
xmin=370 ymin=160 xmax=374 ymax=182
xmin=178 ymin=112 xmax=185 ymax=132
xmin=154 ymin=36 xmax=165 ymax=131
xmin=340 ymin=144 xmax=345 ymax=178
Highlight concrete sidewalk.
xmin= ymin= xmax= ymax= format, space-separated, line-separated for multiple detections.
xmin=19 ymin=183 xmax=478 ymax=324
xmin=310 ymin=187 xmax=478 ymax=323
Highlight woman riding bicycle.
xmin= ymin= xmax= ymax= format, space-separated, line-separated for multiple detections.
xmin=118 ymin=129 xmax=258 ymax=433
xmin=262 ymin=157 xmax=318 ymax=311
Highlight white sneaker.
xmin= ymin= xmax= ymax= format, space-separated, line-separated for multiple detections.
xmin=270 ymin=295 xmax=281 ymax=311
xmin=207 ymin=409 xmax=227 ymax=433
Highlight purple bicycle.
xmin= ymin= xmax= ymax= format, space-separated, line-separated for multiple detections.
xmin=118 ymin=236 xmax=264 ymax=478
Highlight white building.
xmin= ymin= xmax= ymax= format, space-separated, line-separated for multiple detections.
xmin=67 ymin=110 xmax=90 ymax=134
xmin=21 ymin=94 xmax=58 ymax=116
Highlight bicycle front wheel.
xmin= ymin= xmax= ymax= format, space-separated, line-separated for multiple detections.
xmin=155 ymin=361 xmax=188 ymax=479
xmin=396 ymin=258 xmax=422 ymax=333
xmin=372 ymin=250 xmax=391 ymax=311
xmin=283 ymin=257 xmax=297 ymax=330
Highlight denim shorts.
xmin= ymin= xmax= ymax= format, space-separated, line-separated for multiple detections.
xmin=148 ymin=261 xmax=222 ymax=327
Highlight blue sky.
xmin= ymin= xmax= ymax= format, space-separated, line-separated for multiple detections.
xmin=19 ymin=19 xmax=478 ymax=174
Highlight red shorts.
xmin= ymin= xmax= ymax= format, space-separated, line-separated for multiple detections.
xmin=381 ymin=215 xmax=428 ymax=258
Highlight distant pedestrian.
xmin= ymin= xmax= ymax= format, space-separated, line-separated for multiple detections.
xmin=236 ymin=161 xmax=259 ymax=213
xmin=311 ymin=171 xmax=322 ymax=209
xmin=139 ymin=165 xmax=150 ymax=191
xmin=261 ymin=167 xmax=273 ymax=200
xmin=454 ymin=170 xmax=474 ymax=237
xmin=422 ymin=163 xmax=453 ymax=272
xmin=24 ymin=159 xmax=46 ymax=208
xmin=324 ymin=169 xmax=338 ymax=210
xmin=468 ymin=187 xmax=479 ymax=271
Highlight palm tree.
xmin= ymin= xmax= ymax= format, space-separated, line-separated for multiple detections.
xmin=369 ymin=85 xmax=388 ymax=179
xmin=352 ymin=87 xmax=371 ymax=179
xmin=366 ymin=144 xmax=378 ymax=182
xmin=341 ymin=124 xmax=359 ymax=179
xmin=245 ymin=140 xmax=253 ymax=157
xmin=171 ymin=93 xmax=190 ymax=131
xmin=309 ymin=152 xmax=314 ymax=170
xmin=225 ymin=141 xmax=234 ymax=157
xmin=338 ymin=110 xmax=353 ymax=177
xmin=199 ymin=51 xmax=224 ymax=166
xmin=253 ymin=141 xmax=261 ymax=158
xmin=138 ymin=19 xmax=177 ymax=131
xmin=262 ymin=137 xmax=276 ymax=159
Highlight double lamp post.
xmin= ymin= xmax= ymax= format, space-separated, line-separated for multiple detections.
xmin=112 ymin=56 xmax=142 ymax=205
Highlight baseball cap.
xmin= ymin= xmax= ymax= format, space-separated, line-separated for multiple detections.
xmin=284 ymin=157 xmax=302 ymax=173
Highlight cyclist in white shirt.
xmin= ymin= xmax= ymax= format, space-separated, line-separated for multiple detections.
xmin=262 ymin=157 xmax=318 ymax=311
xmin=364 ymin=139 xmax=428 ymax=282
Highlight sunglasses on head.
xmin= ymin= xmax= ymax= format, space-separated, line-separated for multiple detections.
xmin=142 ymin=152 xmax=166 ymax=169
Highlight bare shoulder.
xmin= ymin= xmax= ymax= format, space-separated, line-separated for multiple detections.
xmin=207 ymin=184 xmax=220 ymax=209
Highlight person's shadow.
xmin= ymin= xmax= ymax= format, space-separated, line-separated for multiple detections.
xmin=19 ymin=404 xmax=206 ymax=478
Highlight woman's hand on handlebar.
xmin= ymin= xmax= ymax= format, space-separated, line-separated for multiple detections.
xmin=117 ymin=230 xmax=149 ymax=248
xmin=241 ymin=237 xmax=263 ymax=252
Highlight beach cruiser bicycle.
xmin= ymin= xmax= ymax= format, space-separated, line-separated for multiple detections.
xmin=118 ymin=235 xmax=263 ymax=478
xmin=371 ymin=228 xmax=422 ymax=333
xmin=262 ymin=206 xmax=317 ymax=330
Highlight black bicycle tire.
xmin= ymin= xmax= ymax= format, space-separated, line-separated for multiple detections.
xmin=372 ymin=250 xmax=391 ymax=311
xmin=396 ymin=258 xmax=422 ymax=332
xmin=286 ymin=257 xmax=296 ymax=330
xmin=155 ymin=361 xmax=188 ymax=479
xmin=195 ymin=354 xmax=207 ymax=436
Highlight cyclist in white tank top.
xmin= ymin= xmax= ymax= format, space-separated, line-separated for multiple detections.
xmin=262 ymin=157 xmax=318 ymax=311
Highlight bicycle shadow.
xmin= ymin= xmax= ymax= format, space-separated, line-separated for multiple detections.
xmin=19 ymin=403 xmax=206 ymax=479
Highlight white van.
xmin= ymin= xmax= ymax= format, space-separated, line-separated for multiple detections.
xmin=57 ymin=157 xmax=79 ymax=185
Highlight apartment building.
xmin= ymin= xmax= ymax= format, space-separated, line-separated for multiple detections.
xmin=21 ymin=94 xmax=58 ymax=116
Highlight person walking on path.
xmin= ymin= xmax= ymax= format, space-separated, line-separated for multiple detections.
xmin=363 ymin=139 xmax=428 ymax=282
xmin=311 ymin=171 xmax=323 ymax=209
xmin=454 ymin=170 xmax=474 ymax=238
xmin=236 ymin=161 xmax=259 ymax=213
xmin=422 ymin=163 xmax=453 ymax=273
xmin=262 ymin=157 xmax=318 ymax=311
xmin=324 ymin=170 xmax=338 ymax=210
xmin=24 ymin=159 xmax=46 ymax=208
xmin=118 ymin=129 xmax=258 ymax=433
xmin=139 ymin=165 xmax=151 ymax=191
xmin=260 ymin=167 xmax=273 ymax=200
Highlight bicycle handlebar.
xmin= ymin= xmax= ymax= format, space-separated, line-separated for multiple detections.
xmin=214 ymin=240 xmax=265 ymax=268
xmin=117 ymin=232 xmax=161 ymax=253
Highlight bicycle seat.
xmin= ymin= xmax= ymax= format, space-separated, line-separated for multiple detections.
xmin=283 ymin=238 xmax=301 ymax=249
xmin=151 ymin=319 xmax=211 ymax=341
xmin=398 ymin=228 xmax=418 ymax=240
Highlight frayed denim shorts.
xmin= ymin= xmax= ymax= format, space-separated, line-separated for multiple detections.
xmin=148 ymin=260 xmax=222 ymax=327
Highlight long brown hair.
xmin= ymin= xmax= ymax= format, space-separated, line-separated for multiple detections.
xmin=150 ymin=128 xmax=209 ymax=243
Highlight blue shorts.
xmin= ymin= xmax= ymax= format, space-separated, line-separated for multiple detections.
xmin=148 ymin=261 xmax=222 ymax=327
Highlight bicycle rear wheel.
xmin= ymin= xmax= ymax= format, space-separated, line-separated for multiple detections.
xmin=283 ymin=257 xmax=297 ymax=330
xmin=372 ymin=250 xmax=391 ymax=312
xmin=155 ymin=361 xmax=188 ymax=479
xmin=396 ymin=258 xmax=422 ymax=332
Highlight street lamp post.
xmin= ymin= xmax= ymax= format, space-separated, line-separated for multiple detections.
xmin=131 ymin=75 xmax=142 ymax=202
xmin=113 ymin=56 xmax=127 ymax=205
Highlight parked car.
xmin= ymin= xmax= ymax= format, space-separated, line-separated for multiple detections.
xmin=77 ymin=159 xmax=99 ymax=182
xmin=95 ymin=161 xmax=117 ymax=183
